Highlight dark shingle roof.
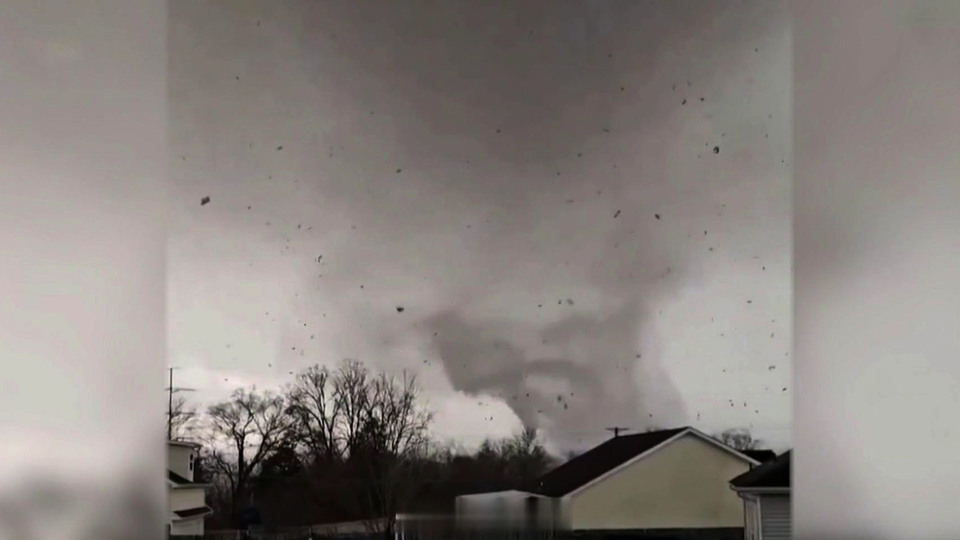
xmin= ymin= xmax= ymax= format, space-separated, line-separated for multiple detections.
xmin=533 ymin=428 xmax=687 ymax=497
xmin=731 ymin=450 xmax=791 ymax=489
xmin=168 ymin=470 xmax=201 ymax=485
xmin=174 ymin=506 xmax=213 ymax=519
xmin=743 ymin=449 xmax=777 ymax=463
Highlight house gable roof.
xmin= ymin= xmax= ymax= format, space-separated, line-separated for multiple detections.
xmin=743 ymin=449 xmax=777 ymax=463
xmin=730 ymin=450 xmax=791 ymax=491
xmin=168 ymin=470 xmax=210 ymax=489
xmin=533 ymin=427 xmax=761 ymax=497
xmin=173 ymin=506 xmax=213 ymax=519
xmin=168 ymin=470 xmax=195 ymax=485
xmin=534 ymin=428 xmax=685 ymax=497
xmin=168 ymin=440 xmax=201 ymax=449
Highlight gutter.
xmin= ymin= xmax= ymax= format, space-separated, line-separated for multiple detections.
xmin=729 ymin=485 xmax=790 ymax=495
xmin=169 ymin=482 xmax=213 ymax=490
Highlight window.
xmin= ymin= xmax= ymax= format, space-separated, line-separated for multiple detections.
xmin=189 ymin=454 xmax=194 ymax=471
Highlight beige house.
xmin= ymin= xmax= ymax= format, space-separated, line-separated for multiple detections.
xmin=730 ymin=450 xmax=791 ymax=540
xmin=167 ymin=440 xmax=212 ymax=537
xmin=456 ymin=427 xmax=765 ymax=539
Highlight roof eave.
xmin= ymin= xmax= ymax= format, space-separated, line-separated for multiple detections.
xmin=731 ymin=485 xmax=790 ymax=494
xmin=167 ymin=440 xmax=202 ymax=448
xmin=172 ymin=506 xmax=214 ymax=520
xmin=555 ymin=427 xmax=760 ymax=500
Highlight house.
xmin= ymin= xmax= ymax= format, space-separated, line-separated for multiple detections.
xmin=455 ymin=427 xmax=766 ymax=539
xmin=167 ymin=440 xmax=213 ymax=537
xmin=743 ymin=449 xmax=777 ymax=465
xmin=729 ymin=450 xmax=791 ymax=540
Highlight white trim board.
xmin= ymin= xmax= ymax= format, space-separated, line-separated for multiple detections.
xmin=562 ymin=427 xmax=762 ymax=499
xmin=168 ymin=440 xmax=201 ymax=448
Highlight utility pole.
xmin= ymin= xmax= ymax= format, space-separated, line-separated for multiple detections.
xmin=605 ymin=426 xmax=631 ymax=438
xmin=166 ymin=367 xmax=196 ymax=441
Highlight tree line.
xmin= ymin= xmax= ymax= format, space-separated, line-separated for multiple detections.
xmin=170 ymin=359 xmax=764 ymax=536
xmin=170 ymin=359 xmax=557 ymax=536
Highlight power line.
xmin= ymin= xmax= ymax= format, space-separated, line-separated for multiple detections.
xmin=167 ymin=367 xmax=196 ymax=441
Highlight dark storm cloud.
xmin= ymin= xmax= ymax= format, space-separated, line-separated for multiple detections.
xmin=169 ymin=0 xmax=791 ymax=450
xmin=428 ymin=299 xmax=688 ymax=450
xmin=280 ymin=0 xmax=780 ymax=191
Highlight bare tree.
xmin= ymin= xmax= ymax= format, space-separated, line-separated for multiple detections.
xmin=169 ymin=395 xmax=200 ymax=441
xmin=204 ymin=387 xmax=292 ymax=526
xmin=715 ymin=428 xmax=761 ymax=450
xmin=346 ymin=369 xmax=432 ymax=539
xmin=335 ymin=359 xmax=375 ymax=456
xmin=283 ymin=360 xmax=378 ymax=523
xmin=286 ymin=364 xmax=343 ymax=463
xmin=283 ymin=359 xmax=432 ymax=533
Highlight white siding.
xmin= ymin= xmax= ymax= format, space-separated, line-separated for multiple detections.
xmin=170 ymin=517 xmax=204 ymax=536
xmin=566 ymin=433 xmax=751 ymax=530
xmin=743 ymin=496 xmax=761 ymax=540
xmin=168 ymin=444 xmax=195 ymax=481
xmin=169 ymin=486 xmax=206 ymax=512
xmin=759 ymin=495 xmax=790 ymax=540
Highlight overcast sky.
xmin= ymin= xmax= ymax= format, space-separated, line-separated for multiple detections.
xmin=168 ymin=0 xmax=791 ymax=454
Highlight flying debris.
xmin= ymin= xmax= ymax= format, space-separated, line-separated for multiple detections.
xmin=200 ymin=196 xmax=210 ymax=206
xmin=614 ymin=209 xmax=621 ymax=218
xmin=396 ymin=306 xmax=405 ymax=313
xmin=276 ymin=146 xmax=283 ymax=151
xmin=713 ymin=146 xmax=720 ymax=154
